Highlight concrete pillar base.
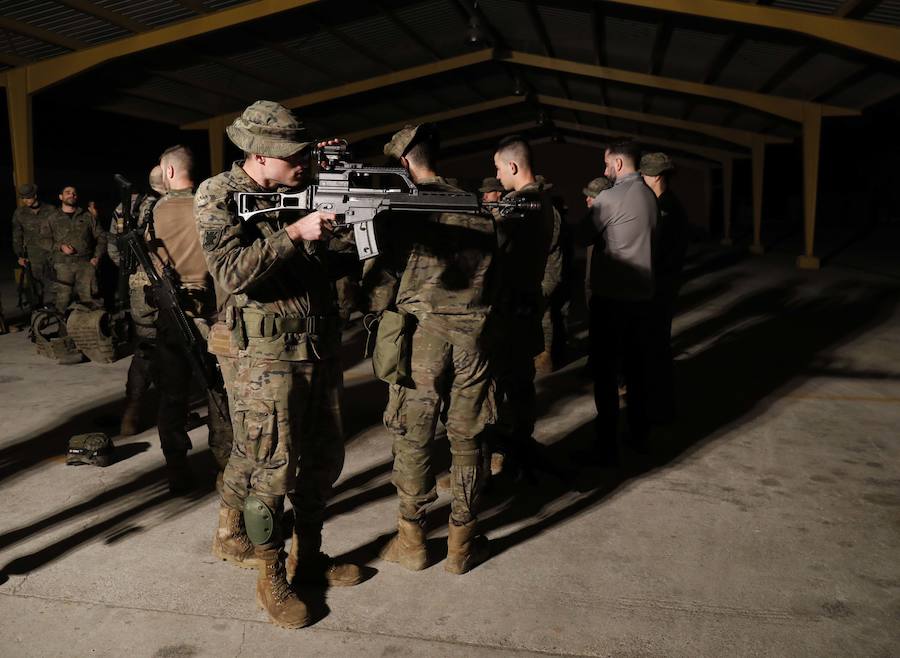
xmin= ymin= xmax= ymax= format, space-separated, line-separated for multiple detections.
xmin=796 ymin=255 xmax=820 ymax=270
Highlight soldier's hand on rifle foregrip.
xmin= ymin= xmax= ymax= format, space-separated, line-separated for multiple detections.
xmin=287 ymin=210 xmax=337 ymax=242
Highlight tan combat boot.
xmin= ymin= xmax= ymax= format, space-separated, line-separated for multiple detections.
xmin=285 ymin=526 xmax=364 ymax=587
xmin=212 ymin=504 xmax=259 ymax=569
xmin=119 ymin=399 xmax=141 ymax=436
xmin=379 ymin=518 xmax=428 ymax=571
xmin=255 ymin=547 xmax=310 ymax=629
xmin=534 ymin=350 xmax=554 ymax=374
xmin=445 ymin=520 xmax=490 ymax=574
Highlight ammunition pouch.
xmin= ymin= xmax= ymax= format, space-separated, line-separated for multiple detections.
xmin=66 ymin=432 xmax=114 ymax=467
xmin=66 ymin=305 xmax=131 ymax=363
xmin=372 ymin=309 xmax=415 ymax=388
xmin=225 ymin=308 xmax=341 ymax=361
xmin=29 ymin=308 xmax=83 ymax=364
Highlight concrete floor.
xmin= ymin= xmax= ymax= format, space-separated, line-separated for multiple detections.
xmin=0 ymin=237 xmax=898 ymax=657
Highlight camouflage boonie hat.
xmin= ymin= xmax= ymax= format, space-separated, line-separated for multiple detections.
xmin=582 ymin=176 xmax=612 ymax=197
xmin=226 ymin=100 xmax=311 ymax=158
xmin=383 ymin=123 xmax=436 ymax=159
xmin=479 ymin=177 xmax=504 ymax=193
xmin=640 ymin=152 xmax=675 ymax=176
xmin=17 ymin=183 xmax=37 ymax=198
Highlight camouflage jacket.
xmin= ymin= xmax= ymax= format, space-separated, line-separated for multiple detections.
xmin=194 ymin=161 xmax=340 ymax=361
xmin=50 ymin=207 xmax=107 ymax=261
xmin=495 ymin=180 xmax=556 ymax=307
xmin=107 ymin=193 xmax=158 ymax=266
xmin=12 ymin=202 xmax=59 ymax=257
xmin=363 ymin=176 xmax=496 ymax=352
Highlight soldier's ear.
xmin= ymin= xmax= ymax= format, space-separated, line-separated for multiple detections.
xmin=509 ymin=161 xmax=518 ymax=176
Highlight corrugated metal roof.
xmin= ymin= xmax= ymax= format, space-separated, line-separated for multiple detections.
xmin=392 ymin=0 xmax=472 ymax=58
xmin=603 ymin=16 xmax=657 ymax=72
xmin=767 ymin=0 xmax=843 ymax=15
xmin=660 ymin=28 xmax=732 ymax=82
xmin=866 ymin=0 xmax=900 ymax=25
xmin=717 ymin=39 xmax=804 ymax=91
xmin=92 ymin=0 xmax=196 ymax=29
xmin=1 ymin=0 xmax=128 ymax=45
xmin=537 ymin=4 xmax=594 ymax=62
xmin=479 ymin=0 xmax=540 ymax=51
xmin=771 ymin=52 xmax=862 ymax=100
xmin=0 ymin=28 xmax=67 ymax=61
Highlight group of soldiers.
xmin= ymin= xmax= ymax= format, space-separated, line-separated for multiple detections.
xmin=5 ymin=97 xmax=688 ymax=630
xmin=8 ymin=182 xmax=106 ymax=323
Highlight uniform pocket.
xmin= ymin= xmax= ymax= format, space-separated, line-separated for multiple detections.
xmin=232 ymin=398 xmax=276 ymax=462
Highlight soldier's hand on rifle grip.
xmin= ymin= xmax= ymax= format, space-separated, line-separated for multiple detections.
xmin=286 ymin=211 xmax=337 ymax=242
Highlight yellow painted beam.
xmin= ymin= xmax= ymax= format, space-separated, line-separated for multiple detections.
xmin=183 ymin=49 xmax=496 ymax=130
xmin=749 ymin=137 xmax=766 ymax=255
xmin=721 ymin=157 xmax=733 ymax=246
xmin=536 ymin=94 xmax=791 ymax=147
xmin=5 ymin=68 xmax=34 ymax=188
xmin=609 ymin=0 xmax=900 ymax=63
xmin=343 ymin=96 xmax=526 ymax=144
xmin=19 ymin=0 xmax=323 ymax=93
xmin=553 ymin=120 xmax=746 ymax=163
xmin=505 ymin=51 xmax=857 ymax=121
xmin=798 ymin=104 xmax=823 ymax=269
xmin=208 ymin=115 xmax=226 ymax=177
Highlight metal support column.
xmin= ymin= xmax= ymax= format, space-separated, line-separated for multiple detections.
xmin=749 ymin=137 xmax=765 ymax=255
xmin=5 ymin=68 xmax=34 ymax=188
xmin=797 ymin=104 xmax=822 ymax=269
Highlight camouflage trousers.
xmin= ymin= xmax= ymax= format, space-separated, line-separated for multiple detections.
xmin=219 ymin=356 xmax=345 ymax=532
xmin=150 ymin=325 xmax=233 ymax=468
xmin=53 ymin=258 xmax=97 ymax=310
xmin=125 ymin=273 xmax=157 ymax=404
xmin=384 ymin=328 xmax=494 ymax=525
xmin=26 ymin=247 xmax=52 ymax=307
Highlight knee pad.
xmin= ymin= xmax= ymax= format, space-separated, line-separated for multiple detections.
xmin=243 ymin=496 xmax=277 ymax=545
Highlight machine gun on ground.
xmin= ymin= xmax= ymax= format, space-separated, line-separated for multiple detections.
xmin=235 ymin=143 xmax=540 ymax=260
xmin=116 ymin=175 xmax=228 ymax=420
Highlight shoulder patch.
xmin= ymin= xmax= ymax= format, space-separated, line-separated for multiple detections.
xmin=202 ymin=229 xmax=223 ymax=251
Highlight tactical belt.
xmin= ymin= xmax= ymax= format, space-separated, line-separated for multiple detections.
xmin=241 ymin=311 xmax=337 ymax=338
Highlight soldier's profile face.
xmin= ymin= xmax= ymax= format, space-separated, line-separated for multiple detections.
xmin=493 ymin=152 xmax=513 ymax=191
xmin=586 ymin=196 xmax=594 ymax=208
xmin=603 ymin=150 xmax=617 ymax=183
xmin=265 ymin=153 xmax=306 ymax=187
xmin=482 ymin=190 xmax=501 ymax=204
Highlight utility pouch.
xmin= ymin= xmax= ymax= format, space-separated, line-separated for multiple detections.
xmin=372 ymin=310 xmax=414 ymax=388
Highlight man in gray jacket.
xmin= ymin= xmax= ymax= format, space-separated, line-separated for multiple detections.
xmin=578 ymin=140 xmax=657 ymax=466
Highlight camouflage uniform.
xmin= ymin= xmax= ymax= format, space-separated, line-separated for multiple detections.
xmin=491 ymin=179 xmax=555 ymax=444
xmin=364 ymin=169 xmax=496 ymax=525
xmin=147 ymin=187 xmax=233 ymax=471
xmin=49 ymin=208 xmax=107 ymax=310
xmin=108 ymin=193 xmax=159 ymax=419
xmin=197 ymin=162 xmax=344 ymax=525
xmin=12 ymin=187 xmax=59 ymax=308
xmin=536 ymin=178 xmax=563 ymax=365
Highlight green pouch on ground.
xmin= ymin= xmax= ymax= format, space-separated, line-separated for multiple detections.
xmin=372 ymin=310 xmax=414 ymax=387
xmin=66 ymin=433 xmax=115 ymax=467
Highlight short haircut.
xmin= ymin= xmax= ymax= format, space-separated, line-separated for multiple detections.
xmin=405 ymin=137 xmax=438 ymax=170
xmin=606 ymin=140 xmax=642 ymax=169
xmin=59 ymin=185 xmax=76 ymax=194
xmin=496 ymin=135 xmax=532 ymax=169
xmin=160 ymin=144 xmax=194 ymax=176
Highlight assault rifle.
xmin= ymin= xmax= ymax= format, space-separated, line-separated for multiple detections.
xmin=117 ymin=176 xmax=228 ymax=420
xmin=114 ymin=174 xmax=139 ymax=311
xmin=235 ymin=143 xmax=540 ymax=260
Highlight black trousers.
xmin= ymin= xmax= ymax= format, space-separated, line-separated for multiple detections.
xmin=589 ymin=296 xmax=654 ymax=455
xmin=649 ymin=283 xmax=679 ymax=424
